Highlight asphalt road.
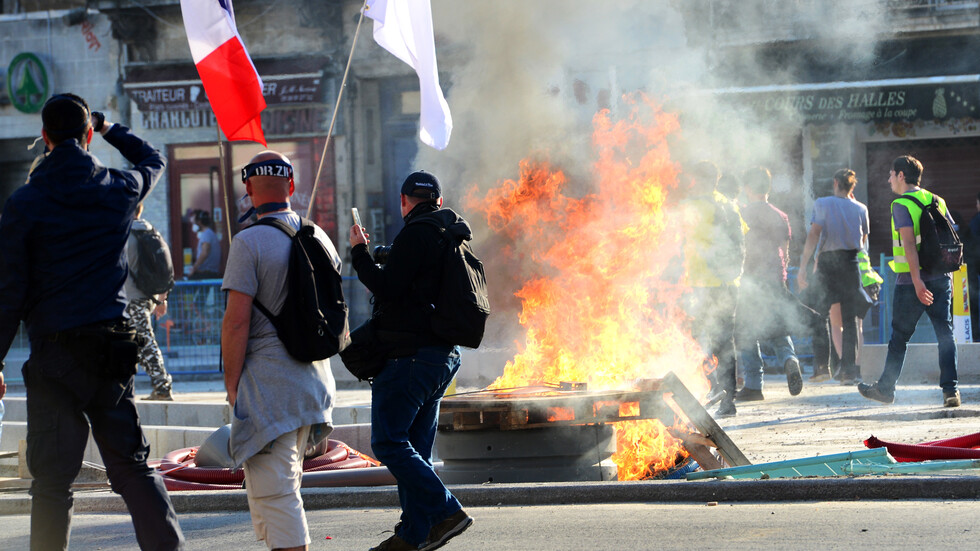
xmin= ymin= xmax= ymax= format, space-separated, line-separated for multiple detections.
xmin=2 ymin=501 xmax=978 ymax=550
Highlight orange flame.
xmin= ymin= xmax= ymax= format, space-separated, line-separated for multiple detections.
xmin=467 ymin=94 xmax=710 ymax=480
xmin=547 ymin=407 xmax=576 ymax=422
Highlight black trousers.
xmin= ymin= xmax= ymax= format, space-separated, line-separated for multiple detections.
xmin=24 ymin=332 xmax=184 ymax=551
xmin=810 ymin=250 xmax=869 ymax=377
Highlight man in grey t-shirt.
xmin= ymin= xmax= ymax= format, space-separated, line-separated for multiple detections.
xmin=798 ymin=169 xmax=870 ymax=384
xmin=221 ymin=150 xmax=338 ymax=550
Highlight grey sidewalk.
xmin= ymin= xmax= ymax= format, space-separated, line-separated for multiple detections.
xmin=3 ymin=372 xmax=980 ymax=514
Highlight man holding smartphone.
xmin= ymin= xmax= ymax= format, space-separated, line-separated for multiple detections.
xmin=0 ymin=94 xmax=184 ymax=550
xmin=349 ymin=170 xmax=473 ymax=551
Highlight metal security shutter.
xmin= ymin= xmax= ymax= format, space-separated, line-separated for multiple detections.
xmin=866 ymin=136 xmax=980 ymax=259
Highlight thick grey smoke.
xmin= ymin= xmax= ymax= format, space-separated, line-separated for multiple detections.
xmin=413 ymin=0 xmax=892 ymax=361
xmin=419 ymin=0 xmax=891 ymax=195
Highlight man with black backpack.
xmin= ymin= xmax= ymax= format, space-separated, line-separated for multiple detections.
xmin=126 ymin=203 xmax=174 ymax=401
xmin=860 ymin=155 xmax=961 ymax=407
xmin=349 ymin=170 xmax=474 ymax=551
xmin=221 ymin=150 xmax=340 ymax=550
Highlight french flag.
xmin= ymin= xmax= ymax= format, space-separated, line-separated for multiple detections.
xmin=365 ymin=0 xmax=452 ymax=150
xmin=180 ymin=0 xmax=266 ymax=145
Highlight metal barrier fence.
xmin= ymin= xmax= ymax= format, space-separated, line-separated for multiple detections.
xmin=157 ymin=280 xmax=224 ymax=374
xmin=4 ymin=257 xmax=935 ymax=380
xmin=157 ymin=278 xmax=374 ymax=375
xmin=3 ymin=277 xmax=374 ymax=381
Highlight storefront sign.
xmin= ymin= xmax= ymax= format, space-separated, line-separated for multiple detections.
xmin=141 ymin=105 xmax=329 ymax=137
xmin=263 ymin=77 xmax=320 ymax=105
xmin=7 ymin=52 xmax=51 ymax=113
xmin=732 ymin=82 xmax=980 ymax=124
xmin=130 ymin=76 xmax=321 ymax=112
xmin=131 ymin=85 xmax=210 ymax=112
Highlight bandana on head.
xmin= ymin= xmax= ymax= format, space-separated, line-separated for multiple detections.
xmin=241 ymin=159 xmax=294 ymax=182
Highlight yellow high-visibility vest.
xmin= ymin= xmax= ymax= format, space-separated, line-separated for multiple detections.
xmin=888 ymin=189 xmax=949 ymax=273
xmin=857 ymin=250 xmax=883 ymax=287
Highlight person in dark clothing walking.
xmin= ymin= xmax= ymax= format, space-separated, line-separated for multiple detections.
xmin=349 ymin=170 xmax=473 ymax=551
xmin=0 ymin=94 xmax=184 ymax=550
xmin=734 ymin=167 xmax=805 ymax=400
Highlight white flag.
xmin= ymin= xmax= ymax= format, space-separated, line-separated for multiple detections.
xmin=365 ymin=0 xmax=452 ymax=150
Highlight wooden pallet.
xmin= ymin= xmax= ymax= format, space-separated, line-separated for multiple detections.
xmin=437 ymin=373 xmax=751 ymax=471
xmin=438 ymin=386 xmax=671 ymax=431
xmin=660 ymin=371 xmax=751 ymax=468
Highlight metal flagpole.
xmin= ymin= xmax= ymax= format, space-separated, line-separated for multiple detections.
xmin=216 ymin=126 xmax=232 ymax=375
xmin=307 ymin=1 xmax=367 ymax=219
xmin=217 ymin=126 xmax=233 ymax=240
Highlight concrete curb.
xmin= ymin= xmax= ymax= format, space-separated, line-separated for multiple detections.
xmin=3 ymin=476 xmax=980 ymax=516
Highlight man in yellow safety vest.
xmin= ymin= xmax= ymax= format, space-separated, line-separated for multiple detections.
xmin=859 ymin=155 xmax=960 ymax=407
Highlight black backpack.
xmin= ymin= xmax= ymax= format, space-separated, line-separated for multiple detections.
xmin=131 ymin=226 xmax=175 ymax=296
xmin=411 ymin=214 xmax=490 ymax=349
xmin=898 ymin=194 xmax=963 ymax=274
xmin=249 ymin=217 xmax=350 ymax=362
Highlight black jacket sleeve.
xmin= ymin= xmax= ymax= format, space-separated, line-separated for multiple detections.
xmin=351 ymin=224 xmax=433 ymax=302
xmin=103 ymin=124 xmax=166 ymax=203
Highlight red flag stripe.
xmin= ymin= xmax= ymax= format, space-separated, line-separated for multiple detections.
xmin=195 ymin=37 xmax=267 ymax=145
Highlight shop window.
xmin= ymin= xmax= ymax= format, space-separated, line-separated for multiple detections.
xmin=168 ymin=139 xmax=337 ymax=277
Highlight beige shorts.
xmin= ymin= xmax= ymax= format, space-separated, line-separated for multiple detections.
xmin=243 ymin=426 xmax=311 ymax=550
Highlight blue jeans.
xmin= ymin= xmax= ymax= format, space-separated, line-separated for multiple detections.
xmin=371 ymin=345 xmax=462 ymax=546
xmin=877 ymin=278 xmax=958 ymax=392
xmin=740 ymin=336 xmax=797 ymax=391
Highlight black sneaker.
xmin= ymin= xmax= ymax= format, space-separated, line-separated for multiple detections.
xmin=715 ymin=397 xmax=737 ymax=418
xmin=420 ymin=509 xmax=473 ymax=551
xmin=735 ymin=387 xmax=764 ymax=402
xmin=369 ymin=534 xmax=417 ymax=551
xmin=785 ymin=358 xmax=803 ymax=396
xmin=858 ymin=382 xmax=894 ymax=404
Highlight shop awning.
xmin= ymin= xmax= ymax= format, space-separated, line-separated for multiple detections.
xmin=703 ymin=74 xmax=980 ymax=124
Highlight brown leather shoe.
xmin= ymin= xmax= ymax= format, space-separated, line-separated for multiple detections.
xmin=142 ymin=389 xmax=174 ymax=401
xmin=420 ymin=509 xmax=473 ymax=551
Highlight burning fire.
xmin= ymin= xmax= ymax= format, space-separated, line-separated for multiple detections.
xmin=467 ymin=95 xmax=712 ymax=480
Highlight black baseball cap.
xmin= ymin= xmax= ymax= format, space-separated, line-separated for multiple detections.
xmin=400 ymin=170 xmax=441 ymax=200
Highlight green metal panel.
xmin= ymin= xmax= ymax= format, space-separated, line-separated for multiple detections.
xmin=687 ymin=448 xmax=895 ymax=480
xmin=844 ymin=458 xmax=980 ymax=475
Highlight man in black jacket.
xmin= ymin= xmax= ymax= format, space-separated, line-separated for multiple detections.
xmin=0 ymin=94 xmax=184 ymax=550
xmin=350 ymin=171 xmax=473 ymax=551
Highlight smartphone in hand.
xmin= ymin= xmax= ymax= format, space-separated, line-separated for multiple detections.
xmin=351 ymin=207 xmax=368 ymax=244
